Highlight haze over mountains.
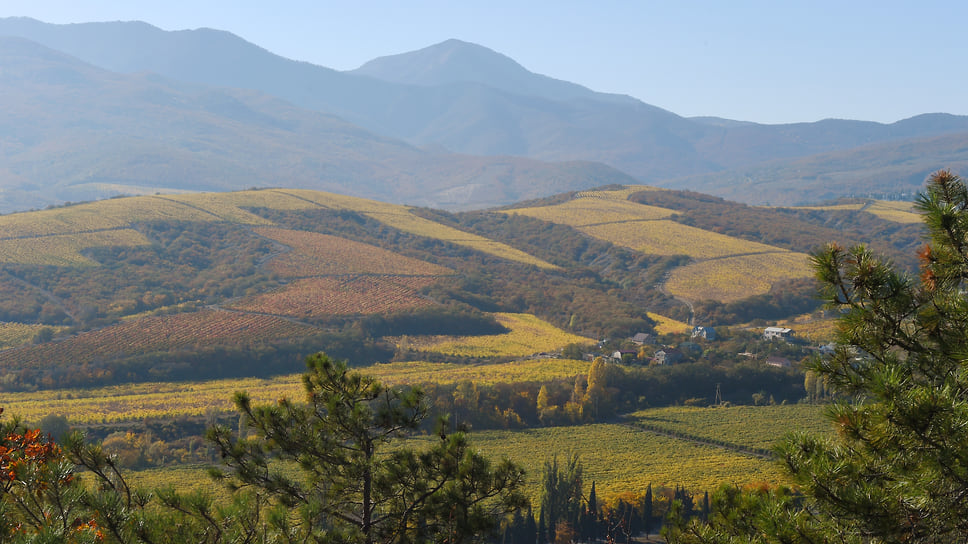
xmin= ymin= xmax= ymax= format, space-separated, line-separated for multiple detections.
xmin=1 ymin=16 xmax=967 ymax=211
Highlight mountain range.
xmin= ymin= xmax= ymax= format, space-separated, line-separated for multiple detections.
xmin=1 ymin=16 xmax=967 ymax=210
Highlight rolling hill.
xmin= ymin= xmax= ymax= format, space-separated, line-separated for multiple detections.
xmin=0 ymin=185 xmax=925 ymax=391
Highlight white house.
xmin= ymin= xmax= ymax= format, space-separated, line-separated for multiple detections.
xmin=763 ymin=326 xmax=794 ymax=340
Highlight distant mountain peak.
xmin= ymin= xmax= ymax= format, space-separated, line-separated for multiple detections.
xmin=353 ymin=39 xmax=526 ymax=86
xmin=351 ymin=38 xmax=614 ymax=103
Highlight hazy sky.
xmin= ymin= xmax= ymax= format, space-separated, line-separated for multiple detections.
xmin=2 ymin=0 xmax=965 ymax=124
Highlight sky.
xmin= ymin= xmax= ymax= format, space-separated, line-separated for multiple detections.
xmin=2 ymin=0 xmax=966 ymax=125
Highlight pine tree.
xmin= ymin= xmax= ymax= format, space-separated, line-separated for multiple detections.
xmin=665 ymin=170 xmax=968 ymax=543
xmin=209 ymin=352 xmax=528 ymax=543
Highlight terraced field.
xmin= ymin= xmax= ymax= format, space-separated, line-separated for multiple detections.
xmin=404 ymin=313 xmax=594 ymax=357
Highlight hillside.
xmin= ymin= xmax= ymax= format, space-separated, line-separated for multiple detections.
xmin=0 ymin=36 xmax=635 ymax=212
xmin=2 ymin=17 xmax=967 ymax=206
xmin=0 ymin=185 xmax=925 ymax=391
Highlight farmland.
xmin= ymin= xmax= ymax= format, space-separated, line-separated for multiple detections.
xmin=647 ymin=312 xmax=691 ymax=335
xmin=402 ymin=312 xmax=594 ymax=357
xmin=0 ymin=322 xmax=61 ymax=349
xmin=582 ymin=220 xmax=787 ymax=259
xmin=254 ymin=227 xmax=452 ymax=277
xmin=508 ymin=197 xmax=675 ymax=227
xmin=0 ymin=309 xmax=322 ymax=373
xmin=278 ymin=190 xmax=557 ymax=269
xmin=465 ymin=423 xmax=788 ymax=504
xmin=224 ymin=275 xmax=437 ymax=318
xmin=626 ymin=404 xmax=832 ymax=451
xmin=665 ymin=251 xmax=814 ymax=302
xmin=3 ymin=358 xmax=594 ymax=426
xmin=0 ymin=228 xmax=152 ymax=266
xmin=575 ymin=185 xmax=664 ymax=200
xmin=123 ymin=420 xmax=790 ymax=509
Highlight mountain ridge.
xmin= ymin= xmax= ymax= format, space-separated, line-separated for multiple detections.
xmin=0 ymin=36 xmax=636 ymax=212
xmin=2 ymin=17 xmax=968 ymax=207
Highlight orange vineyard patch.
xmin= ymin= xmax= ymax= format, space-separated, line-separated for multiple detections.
xmin=254 ymin=227 xmax=453 ymax=277
xmin=226 ymin=276 xmax=437 ymax=318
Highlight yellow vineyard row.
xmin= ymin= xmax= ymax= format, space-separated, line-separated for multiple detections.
xmin=0 ymin=188 xmax=554 ymax=270
xmin=575 ymin=185 xmax=664 ymax=200
xmin=0 ymin=322 xmax=65 ymax=349
xmin=2 ymin=357 xmax=592 ymax=426
xmin=664 ymin=252 xmax=814 ymax=303
xmin=583 ymin=220 xmax=787 ymax=259
xmin=0 ymin=229 xmax=152 ymax=266
xmin=647 ymin=312 xmax=691 ymax=335
xmin=469 ymin=423 xmax=786 ymax=504
xmin=402 ymin=312 xmax=594 ymax=358
xmin=508 ymin=197 xmax=674 ymax=227
xmin=254 ymin=227 xmax=453 ymax=277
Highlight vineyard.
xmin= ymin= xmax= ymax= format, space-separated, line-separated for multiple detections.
xmin=3 ymin=357 xmax=594 ymax=425
xmin=864 ymin=200 xmax=921 ymax=223
xmin=123 ymin=421 xmax=789 ymax=510
xmin=508 ymin=197 xmax=675 ymax=227
xmin=582 ymin=220 xmax=787 ymax=259
xmin=0 ymin=309 xmax=322 ymax=371
xmin=775 ymin=313 xmax=839 ymax=343
xmin=277 ymin=190 xmax=557 ymax=269
xmin=0 ymin=322 xmax=62 ymax=349
xmin=665 ymin=251 xmax=814 ymax=303
xmin=788 ymin=200 xmax=920 ymax=224
xmin=647 ymin=312 xmax=691 ymax=335
xmin=467 ymin=423 xmax=788 ymax=504
xmin=574 ymin=185 xmax=664 ymax=200
xmin=363 ymin=358 xmax=590 ymax=386
xmin=626 ymin=404 xmax=831 ymax=452
xmin=224 ymin=276 xmax=437 ymax=318
xmin=254 ymin=227 xmax=452 ymax=277
xmin=0 ymin=229 xmax=153 ymax=266
xmin=2 ymin=374 xmax=305 ymax=425
xmin=403 ymin=313 xmax=594 ymax=357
